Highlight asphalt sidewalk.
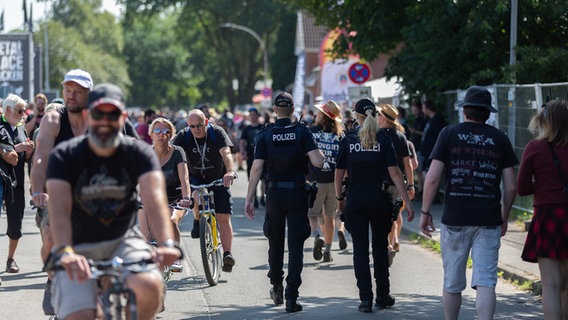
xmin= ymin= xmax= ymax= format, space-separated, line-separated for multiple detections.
xmin=402 ymin=198 xmax=542 ymax=295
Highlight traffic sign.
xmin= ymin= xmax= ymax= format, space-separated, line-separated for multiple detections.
xmin=261 ymin=87 xmax=272 ymax=97
xmin=348 ymin=62 xmax=371 ymax=84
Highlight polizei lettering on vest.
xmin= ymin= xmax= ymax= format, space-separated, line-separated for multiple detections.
xmin=349 ymin=143 xmax=381 ymax=152
xmin=273 ymin=132 xmax=296 ymax=141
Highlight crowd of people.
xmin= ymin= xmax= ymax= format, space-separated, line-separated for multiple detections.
xmin=0 ymin=70 xmax=566 ymax=319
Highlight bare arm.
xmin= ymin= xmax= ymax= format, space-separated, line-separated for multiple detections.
xmin=139 ymin=170 xmax=174 ymax=244
xmin=219 ymin=146 xmax=236 ymax=187
xmin=47 ymin=178 xmax=91 ymax=282
xmin=408 ymin=141 xmax=419 ymax=170
xmin=244 ymin=159 xmax=264 ymax=219
xmin=500 ymin=167 xmax=517 ymax=236
xmin=419 ymin=159 xmax=444 ymax=237
xmin=388 ymin=165 xmax=414 ymax=221
xmin=402 ymin=155 xmax=415 ymax=200
xmin=46 ymin=179 xmax=74 ymax=248
xmin=1 ymin=149 xmax=18 ymax=166
xmin=334 ymin=168 xmax=347 ymax=212
xmin=308 ymin=149 xmax=325 ymax=169
xmin=31 ymin=110 xmax=61 ymax=207
xmin=176 ymin=161 xmax=191 ymax=199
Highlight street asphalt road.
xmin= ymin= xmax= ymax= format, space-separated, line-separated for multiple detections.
xmin=0 ymin=173 xmax=542 ymax=319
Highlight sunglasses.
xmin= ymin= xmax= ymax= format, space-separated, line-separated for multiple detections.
xmin=152 ymin=128 xmax=171 ymax=135
xmin=15 ymin=109 xmax=25 ymax=115
xmin=90 ymin=109 xmax=122 ymax=121
xmin=188 ymin=122 xmax=205 ymax=129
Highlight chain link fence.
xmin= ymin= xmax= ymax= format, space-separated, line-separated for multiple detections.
xmin=442 ymin=82 xmax=568 ymax=214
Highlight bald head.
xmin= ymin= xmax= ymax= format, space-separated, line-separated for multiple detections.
xmin=187 ymin=109 xmax=208 ymax=138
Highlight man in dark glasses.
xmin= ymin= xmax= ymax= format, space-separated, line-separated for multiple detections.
xmin=172 ymin=108 xmax=238 ymax=273
xmin=30 ymin=69 xmax=93 ymax=316
xmin=44 ymin=83 xmax=181 ymax=319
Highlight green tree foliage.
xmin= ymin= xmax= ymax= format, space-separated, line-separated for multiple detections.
xmin=122 ymin=11 xmax=198 ymax=108
xmin=33 ymin=0 xmax=129 ymax=93
xmin=290 ymin=0 xmax=568 ymax=98
xmin=120 ymin=0 xmax=295 ymax=109
xmin=271 ymin=10 xmax=297 ymax=92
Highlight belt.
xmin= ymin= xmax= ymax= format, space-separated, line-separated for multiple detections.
xmin=268 ymin=181 xmax=305 ymax=190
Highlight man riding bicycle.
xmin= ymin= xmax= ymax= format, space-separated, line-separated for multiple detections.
xmin=46 ymin=83 xmax=181 ymax=319
xmin=172 ymin=109 xmax=237 ymax=273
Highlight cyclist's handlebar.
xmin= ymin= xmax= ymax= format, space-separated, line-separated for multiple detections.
xmin=49 ymin=256 xmax=155 ymax=274
xmin=190 ymin=178 xmax=224 ymax=190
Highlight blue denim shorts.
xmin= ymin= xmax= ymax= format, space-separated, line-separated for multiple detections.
xmin=441 ymin=224 xmax=501 ymax=292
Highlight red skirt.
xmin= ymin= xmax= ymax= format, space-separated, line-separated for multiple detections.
xmin=521 ymin=204 xmax=568 ymax=263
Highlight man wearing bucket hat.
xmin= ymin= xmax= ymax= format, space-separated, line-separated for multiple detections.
xmin=307 ymin=100 xmax=345 ymax=262
xmin=245 ymin=92 xmax=324 ymax=313
xmin=420 ymin=85 xmax=517 ymax=320
xmin=377 ymin=104 xmax=414 ymax=265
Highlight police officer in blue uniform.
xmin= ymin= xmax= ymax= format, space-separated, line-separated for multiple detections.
xmin=245 ymin=92 xmax=324 ymax=313
xmin=334 ymin=98 xmax=415 ymax=313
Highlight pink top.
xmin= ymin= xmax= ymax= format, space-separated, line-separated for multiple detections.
xmin=517 ymin=139 xmax=568 ymax=206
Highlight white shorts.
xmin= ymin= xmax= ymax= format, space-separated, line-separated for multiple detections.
xmin=441 ymin=224 xmax=501 ymax=293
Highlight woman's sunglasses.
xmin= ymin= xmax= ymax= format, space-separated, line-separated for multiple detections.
xmin=152 ymin=128 xmax=171 ymax=135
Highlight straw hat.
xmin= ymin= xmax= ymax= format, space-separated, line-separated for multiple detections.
xmin=378 ymin=104 xmax=399 ymax=123
xmin=314 ymin=100 xmax=343 ymax=122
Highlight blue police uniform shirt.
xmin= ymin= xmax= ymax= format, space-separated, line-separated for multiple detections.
xmin=255 ymin=118 xmax=318 ymax=182
xmin=336 ymin=127 xmax=398 ymax=184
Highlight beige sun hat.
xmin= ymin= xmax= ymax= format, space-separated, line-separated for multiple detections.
xmin=314 ymin=100 xmax=343 ymax=122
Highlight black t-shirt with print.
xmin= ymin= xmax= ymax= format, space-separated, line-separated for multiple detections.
xmin=172 ymin=124 xmax=233 ymax=183
xmin=431 ymin=122 xmax=518 ymax=226
xmin=308 ymin=125 xmax=342 ymax=183
xmin=240 ymin=124 xmax=263 ymax=159
xmin=47 ymin=135 xmax=159 ymax=244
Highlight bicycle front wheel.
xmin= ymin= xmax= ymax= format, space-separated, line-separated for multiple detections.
xmin=200 ymin=216 xmax=222 ymax=286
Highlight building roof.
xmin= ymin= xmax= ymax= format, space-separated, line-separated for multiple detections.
xmin=295 ymin=11 xmax=329 ymax=55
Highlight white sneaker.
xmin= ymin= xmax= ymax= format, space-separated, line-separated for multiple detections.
xmin=169 ymin=260 xmax=183 ymax=272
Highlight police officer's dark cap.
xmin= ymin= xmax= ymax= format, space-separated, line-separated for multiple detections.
xmin=274 ymin=92 xmax=294 ymax=108
xmin=88 ymin=83 xmax=126 ymax=111
xmin=354 ymin=98 xmax=377 ymax=116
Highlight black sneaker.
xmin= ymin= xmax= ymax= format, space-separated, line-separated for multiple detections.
xmin=191 ymin=219 xmax=200 ymax=239
xmin=359 ymin=300 xmax=373 ymax=313
xmin=323 ymin=251 xmax=333 ymax=262
xmin=338 ymin=230 xmax=347 ymax=250
xmin=43 ymin=279 xmax=55 ymax=315
xmin=222 ymin=252 xmax=235 ymax=272
xmin=269 ymin=286 xmax=284 ymax=305
xmin=285 ymin=299 xmax=303 ymax=313
xmin=376 ymin=294 xmax=395 ymax=309
xmin=313 ymin=237 xmax=324 ymax=261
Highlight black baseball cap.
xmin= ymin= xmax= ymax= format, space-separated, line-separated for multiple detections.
xmin=274 ymin=92 xmax=294 ymax=108
xmin=354 ymin=98 xmax=376 ymax=116
xmin=88 ymin=83 xmax=126 ymax=111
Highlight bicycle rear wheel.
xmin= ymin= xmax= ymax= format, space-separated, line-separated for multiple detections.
xmin=200 ymin=216 xmax=222 ymax=286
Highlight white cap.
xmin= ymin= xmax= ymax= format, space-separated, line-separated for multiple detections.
xmin=61 ymin=69 xmax=93 ymax=90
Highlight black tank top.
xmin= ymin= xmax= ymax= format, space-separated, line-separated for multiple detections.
xmin=54 ymin=108 xmax=76 ymax=146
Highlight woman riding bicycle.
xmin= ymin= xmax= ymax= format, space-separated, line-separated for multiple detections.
xmin=138 ymin=118 xmax=192 ymax=272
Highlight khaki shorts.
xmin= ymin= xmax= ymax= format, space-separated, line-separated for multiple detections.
xmin=308 ymin=183 xmax=337 ymax=223
xmin=52 ymin=229 xmax=161 ymax=319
